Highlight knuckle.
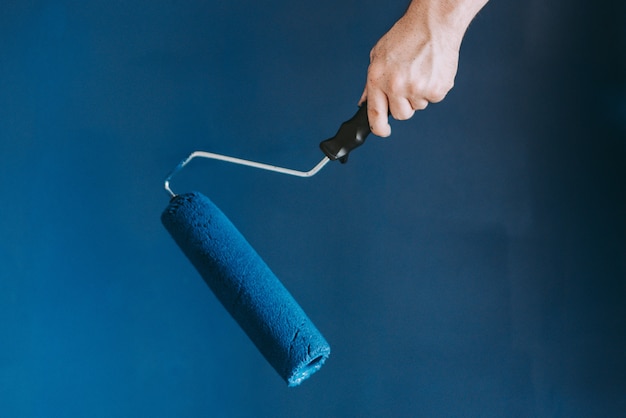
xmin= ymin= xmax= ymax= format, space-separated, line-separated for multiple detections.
xmin=367 ymin=62 xmax=385 ymax=79
xmin=428 ymin=92 xmax=445 ymax=103
xmin=407 ymin=82 xmax=421 ymax=97
xmin=388 ymin=76 xmax=406 ymax=94
xmin=413 ymin=100 xmax=428 ymax=110
xmin=369 ymin=106 xmax=385 ymax=119
xmin=428 ymin=80 xmax=454 ymax=103
xmin=393 ymin=109 xmax=414 ymax=121
xmin=427 ymin=87 xmax=447 ymax=103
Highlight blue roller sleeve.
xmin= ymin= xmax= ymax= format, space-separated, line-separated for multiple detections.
xmin=161 ymin=191 xmax=330 ymax=386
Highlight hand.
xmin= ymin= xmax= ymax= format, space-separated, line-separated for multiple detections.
xmin=360 ymin=0 xmax=488 ymax=137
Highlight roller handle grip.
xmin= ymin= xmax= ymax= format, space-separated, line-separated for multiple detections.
xmin=319 ymin=102 xmax=370 ymax=163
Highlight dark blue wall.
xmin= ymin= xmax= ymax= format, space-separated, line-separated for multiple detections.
xmin=1 ymin=1 xmax=624 ymax=416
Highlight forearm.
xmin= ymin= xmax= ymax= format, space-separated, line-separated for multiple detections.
xmin=402 ymin=0 xmax=489 ymax=47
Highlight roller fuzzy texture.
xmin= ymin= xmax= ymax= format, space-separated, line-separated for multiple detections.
xmin=161 ymin=192 xmax=330 ymax=386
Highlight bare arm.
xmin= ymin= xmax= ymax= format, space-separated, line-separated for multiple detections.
xmin=361 ymin=0 xmax=489 ymax=137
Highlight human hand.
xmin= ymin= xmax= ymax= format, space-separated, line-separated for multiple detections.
xmin=360 ymin=0 xmax=488 ymax=137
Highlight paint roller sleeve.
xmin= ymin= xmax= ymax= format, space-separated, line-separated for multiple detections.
xmin=161 ymin=191 xmax=330 ymax=386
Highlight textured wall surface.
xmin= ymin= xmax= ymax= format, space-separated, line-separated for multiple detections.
xmin=1 ymin=1 xmax=624 ymax=417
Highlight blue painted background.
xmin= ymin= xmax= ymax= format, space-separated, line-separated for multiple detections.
xmin=1 ymin=1 xmax=624 ymax=417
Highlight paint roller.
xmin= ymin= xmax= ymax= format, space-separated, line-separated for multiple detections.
xmin=161 ymin=104 xmax=370 ymax=386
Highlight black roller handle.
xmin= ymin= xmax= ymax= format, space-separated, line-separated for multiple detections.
xmin=319 ymin=102 xmax=371 ymax=163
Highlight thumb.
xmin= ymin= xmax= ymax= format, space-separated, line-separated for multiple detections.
xmin=358 ymin=85 xmax=367 ymax=106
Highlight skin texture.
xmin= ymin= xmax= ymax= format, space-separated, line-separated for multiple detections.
xmin=360 ymin=0 xmax=489 ymax=137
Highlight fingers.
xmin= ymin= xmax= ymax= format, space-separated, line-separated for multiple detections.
xmin=366 ymin=88 xmax=391 ymax=137
xmin=358 ymin=86 xmax=367 ymax=107
xmin=388 ymin=97 xmax=415 ymax=121
xmin=408 ymin=97 xmax=429 ymax=111
xmin=363 ymin=92 xmax=430 ymax=137
xmin=362 ymin=77 xmax=442 ymax=137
